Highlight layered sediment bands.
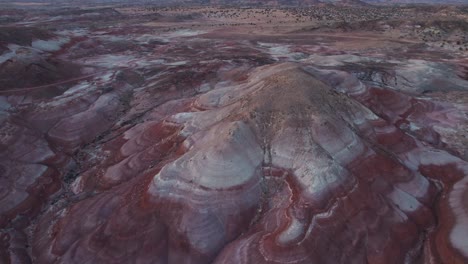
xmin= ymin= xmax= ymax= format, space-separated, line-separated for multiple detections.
xmin=0 ymin=117 xmax=64 ymax=262
xmin=311 ymin=66 xmax=468 ymax=263
xmin=46 ymin=91 xmax=124 ymax=151
xmin=0 ymin=67 xmax=132 ymax=261
xmin=0 ymin=120 xmax=60 ymax=227
xmin=1 ymin=4 xmax=467 ymax=263
xmin=26 ymin=63 xmax=468 ymax=263
xmin=32 ymin=179 xmax=170 ymax=264
xmin=148 ymin=121 xmax=264 ymax=263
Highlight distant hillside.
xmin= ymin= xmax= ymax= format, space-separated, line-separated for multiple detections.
xmin=363 ymin=0 xmax=467 ymax=4
xmin=1 ymin=0 xmax=466 ymax=5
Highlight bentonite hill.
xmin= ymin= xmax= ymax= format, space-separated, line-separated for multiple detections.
xmin=0 ymin=1 xmax=468 ymax=263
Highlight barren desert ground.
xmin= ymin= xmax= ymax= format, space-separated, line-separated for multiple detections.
xmin=1 ymin=2 xmax=468 ymax=263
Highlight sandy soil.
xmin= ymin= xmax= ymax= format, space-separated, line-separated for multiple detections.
xmin=0 ymin=3 xmax=467 ymax=264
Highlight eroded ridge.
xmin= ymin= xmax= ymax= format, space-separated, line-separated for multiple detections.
xmin=15 ymin=63 xmax=465 ymax=264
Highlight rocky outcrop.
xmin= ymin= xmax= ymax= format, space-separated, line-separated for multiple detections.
xmin=4 ymin=62 xmax=464 ymax=263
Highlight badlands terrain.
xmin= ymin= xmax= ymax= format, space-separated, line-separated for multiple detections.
xmin=0 ymin=2 xmax=468 ymax=264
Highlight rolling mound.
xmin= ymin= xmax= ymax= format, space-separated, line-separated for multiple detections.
xmin=4 ymin=62 xmax=462 ymax=263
